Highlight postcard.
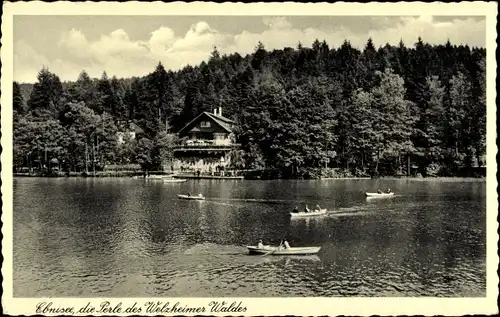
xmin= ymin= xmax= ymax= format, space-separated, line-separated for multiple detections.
xmin=1 ymin=1 xmax=498 ymax=316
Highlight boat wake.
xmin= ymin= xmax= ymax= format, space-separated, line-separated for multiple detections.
xmin=328 ymin=211 xmax=374 ymax=217
xmin=325 ymin=206 xmax=375 ymax=217
xmin=183 ymin=243 xmax=245 ymax=255
xmin=201 ymin=200 xmax=244 ymax=208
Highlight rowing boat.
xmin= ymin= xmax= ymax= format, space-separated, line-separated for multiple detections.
xmin=146 ymin=175 xmax=172 ymax=180
xmin=290 ymin=208 xmax=327 ymax=217
xmin=365 ymin=192 xmax=395 ymax=198
xmin=247 ymin=245 xmax=321 ymax=255
xmin=163 ymin=178 xmax=187 ymax=183
xmin=178 ymin=194 xmax=205 ymax=200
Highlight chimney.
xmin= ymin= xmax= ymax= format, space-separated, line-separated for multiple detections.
xmin=218 ymin=107 xmax=222 ymax=116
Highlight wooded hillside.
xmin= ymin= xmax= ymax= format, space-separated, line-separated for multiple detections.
xmin=13 ymin=37 xmax=486 ymax=177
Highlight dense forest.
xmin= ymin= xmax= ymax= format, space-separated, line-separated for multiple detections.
xmin=13 ymin=37 xmax=486 ymax=178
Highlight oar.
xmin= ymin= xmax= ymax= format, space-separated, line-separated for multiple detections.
xmin=261 ymin=242 xmax=283 ymax=256
xmin=260 ymin=249 xmax=276 ymax=257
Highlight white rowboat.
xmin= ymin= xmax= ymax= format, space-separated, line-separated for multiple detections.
xmin=247 ymin=245 xmax=321 ymax=255
xmin=290 ymin=208 xmax=327 ymax=217
xmin=178 ymin=194 xmax=205 ymax=200
xmin=163 ymin=178 xmax=187 ymax=183
xmin=133 ymin=175 xmax=176 ymax=180
xmin=365 ymin=192 xmax=395 ymax=198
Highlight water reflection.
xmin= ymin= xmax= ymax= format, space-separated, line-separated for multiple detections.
xmin=13 ymin=178 xmax=486 ymax=297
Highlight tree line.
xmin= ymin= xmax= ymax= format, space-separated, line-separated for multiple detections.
xmin=13 ymin=37 xmax=486 ymax=177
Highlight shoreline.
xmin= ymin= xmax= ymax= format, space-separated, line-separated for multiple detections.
xmin=319 ymin=177 xmax=372 ymax=180
xmin=174 ymin=175 xmax=245 ymax=180
xmin=376 ymin=177 xmax=486 ymax=182
xmin=13 ymin=173 xmax=486 ymax=181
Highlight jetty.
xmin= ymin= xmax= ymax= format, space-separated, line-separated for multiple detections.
xmin=173 ymin=174 xmax=244 ymax=180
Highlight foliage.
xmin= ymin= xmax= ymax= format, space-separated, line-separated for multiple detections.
xmin=13 ymin=38 xmax=486 ymax=178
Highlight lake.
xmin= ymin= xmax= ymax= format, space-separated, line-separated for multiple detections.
xmin=13 ymin=177 xmax=486 ymax=297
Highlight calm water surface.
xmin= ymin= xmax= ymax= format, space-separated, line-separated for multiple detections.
xmin=13 ymin=178 xmax=486 ymax=297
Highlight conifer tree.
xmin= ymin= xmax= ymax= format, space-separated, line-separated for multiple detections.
xmin=27 ymin=68 xmax=64 ymax=119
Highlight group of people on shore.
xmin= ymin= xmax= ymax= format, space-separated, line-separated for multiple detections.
xmin=292 ymin=204 xmax=322 ymax=213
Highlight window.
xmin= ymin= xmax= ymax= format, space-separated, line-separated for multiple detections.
xmin=201 ymin=121 xmax=211 ymax=128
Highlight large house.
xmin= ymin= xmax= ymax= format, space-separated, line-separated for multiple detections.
xmin=173 ymin=107 xmax=240 ymax=173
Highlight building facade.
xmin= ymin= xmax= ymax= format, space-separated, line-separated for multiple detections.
xmin=116 ymin=122 xmax=144 ymax=144
xmin=173 ymin=107 xmax=240 ymax=173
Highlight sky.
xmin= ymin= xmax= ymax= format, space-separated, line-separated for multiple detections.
xmin=13 ymin=15 xmax=486 ymax=83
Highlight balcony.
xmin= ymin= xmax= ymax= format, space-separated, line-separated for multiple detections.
xmin=174 ymin=141 xmax=241 ymax=152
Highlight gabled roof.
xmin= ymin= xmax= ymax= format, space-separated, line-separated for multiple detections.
xmin=178 ymin=111 xmax=235 ymax=135
xmin=205 ymin=112 xmax=235 ymax=131
xmin=130 ymin=122 xmax=144 ymax=134
xmin=117 ymin=121 xmax=144 ymax=134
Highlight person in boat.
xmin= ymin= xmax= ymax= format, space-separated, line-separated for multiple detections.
xmin=283 ymin=239 xmax=291 ymax=249
xmin=187 ymin=192 xmax=192 ymax=197
xmin=304 ymin=205 xmax=310 ymax=213
xmin=293 ymin=206 xmax=299 ymax=213
xmin=377 ymin=189 xmax=382 ymax=194
xmin=257 ymin=240 xmax=264 ymax=248
xmin=386 ymin=187 xmax=392 ymax=193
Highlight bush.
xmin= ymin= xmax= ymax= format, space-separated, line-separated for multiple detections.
xmin=425 ymin=163 xmax=442 ymax=177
